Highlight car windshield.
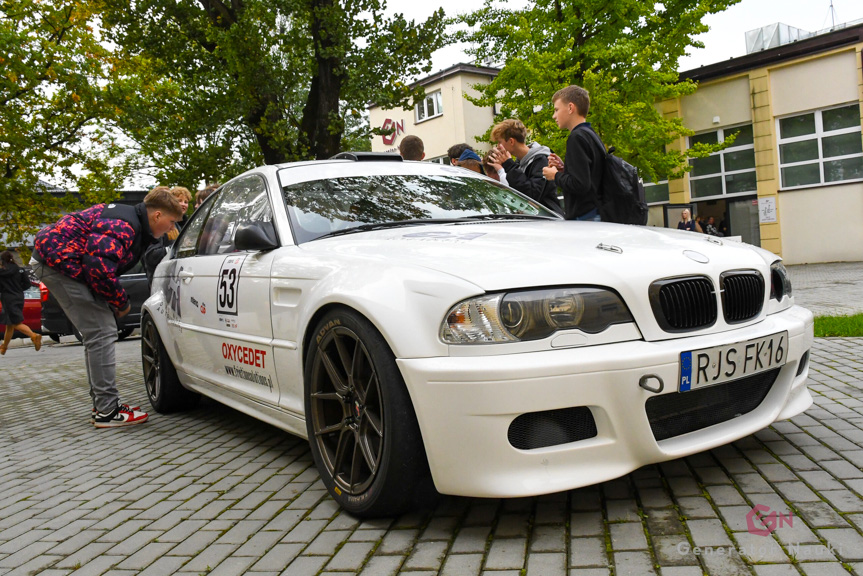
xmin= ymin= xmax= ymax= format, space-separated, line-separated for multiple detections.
xmin=282 ymin=174 xmax=560 ymax=243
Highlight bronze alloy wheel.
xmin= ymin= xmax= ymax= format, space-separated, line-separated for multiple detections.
xmin=140 ymin=314 xmax=199 ymax=413
xmin=141 ymin=318 xmax=161 ymax=403
xmin=309 ymin=325 xmax=385 ymax=496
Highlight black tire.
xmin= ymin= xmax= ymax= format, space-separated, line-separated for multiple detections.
xmin=48 ymin=334 xmax=60 ymax=343
xmin=141 ymin=314 xmax=200 ymax=413
xmin=117 ymin=327 xmax=134 ymax=341
xmin=304 ymin=309 xmax=435 ymax=517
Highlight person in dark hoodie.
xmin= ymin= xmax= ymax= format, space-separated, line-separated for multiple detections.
xmin=489 ymin=119 xmax=564 ymax=215
xmin=30 ymin=187 xmax=183 ymax=428
xmin=542 ymin=85 xmax=604 ymax=221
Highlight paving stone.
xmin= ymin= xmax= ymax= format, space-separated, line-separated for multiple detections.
xmin=677 ymin=497 xmax=718 ymax=519
xmin=484 ymin=538 xmax=526 ymax=571
xmin=440 ymin=553 xmax=483 ymax=576
xmin=652 ymin=535 xmax=699 ymax=566
xmin=798 ymin=563 xmax=856 ymax=576
xmin=325 ymin=541 xmax=376 ymax=571
xmin=525 ymin=552 xmax=566 ymax=576
xmin=358 ymin=555 xmax=404 ymax=576
xmin=529 ymin=525 xmax=565 ymax=553
xmin=570 ymin=537 xmax=608 ymax=568
xmin=686 ymin=519 xmax=733 ymax=547
xmin=645 ymin=509 xmax=686 ymax=536
xmin=815 ymin=528 xmax=863 ymax=561
xmin=609 ymin=522 xmax=647 ymax=551
xmin=571 ymin=512 xmax=604 ymax=537
xmin=451 ymin=526 xmax=491 ymax=554
xmin=795 ymin=501 xmax=849 ymax=528
xmin=613 ymin=550 xmax=656 ymax=576
xmin=732 ymin=532 xmax=790 ymax=563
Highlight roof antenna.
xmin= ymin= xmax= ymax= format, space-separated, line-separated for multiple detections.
xmin=828 ymin=0 xmax=837 ymax=29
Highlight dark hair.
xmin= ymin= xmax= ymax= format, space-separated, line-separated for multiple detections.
xmin=552 ymin=85 xmax=590 ymax=117
xmin=196 ymin=183 xmax=220 ymax=206
xmin=447 ymin=143 xmax=473 ymax=161
xmin=399 ymin=135 xmax=424 ymax=161
xmin=1 ymin=250 xmax=15 ymax=266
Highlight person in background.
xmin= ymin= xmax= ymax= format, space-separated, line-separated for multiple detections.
xmin=483 ymin=151 xmax=507 ymax=185
xmin=678 ymin=209 xmax=697 ymax=232
xmin=0 ymin=250 xmax=41 ymax=355
xmin=143 ymin=186 xmax=191 ymax=287
xmin=489 ymin=119 xmax=563 ymax=215
xmin=457 ymin=149 xmax=486 ymax=175
xmin=195 ymin=183 xmax=220 ymax=210
xmin=705 ymin=216 xmax=723 ymax=237
xmin=542 ymin=85 xmax=604 ymax=221
xmin=399 ymin=135 xmax=425 ymax=161
xmin=31 ymin=187 xmax=183 ymax=427
xmin=447 ymin=143 xmax=474 ymax=166
xmin=167 ymin=186 xmax=191 ymax=240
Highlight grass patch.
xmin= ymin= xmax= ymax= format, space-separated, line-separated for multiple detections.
xmin=814 ymin=313 xmax=863 ymax=337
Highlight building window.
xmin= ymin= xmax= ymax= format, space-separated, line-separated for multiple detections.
xmin=777 ymin=103 xmax=863 ymax=189
xmin=643 ymin=177 xmax=669 ymax=204
xmin=688 ymin=124 xmax=756 ymax=199
xmin=415 ymin=91 xmax=443 ymax=123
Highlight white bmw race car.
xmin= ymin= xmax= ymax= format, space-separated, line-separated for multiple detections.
xmin=142 ymin=153 xmax=814 ymax=517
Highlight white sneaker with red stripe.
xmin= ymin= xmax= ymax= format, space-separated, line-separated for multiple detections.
xmin=90 ymin=404 xmax=140 ymax=422
xmin=93 ymin=404 xmax=149 ymax=428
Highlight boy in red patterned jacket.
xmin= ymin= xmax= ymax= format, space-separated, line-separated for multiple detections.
xmin=31 ymin=187 xmax=183 ymax=428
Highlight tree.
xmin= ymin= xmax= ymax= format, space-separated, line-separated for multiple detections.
xmin=97 ymin=0 xmax=447 ymax=189
xmin=458 ymin=0 xmax=739 ymax=181
xmin=0 ymin=0 xmax=126 ymax=247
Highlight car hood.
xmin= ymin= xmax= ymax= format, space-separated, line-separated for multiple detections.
xmin=302 ymin=220 xmax=771 ymax=292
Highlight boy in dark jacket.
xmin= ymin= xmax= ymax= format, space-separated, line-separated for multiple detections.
xmin=489 ymin=119 xmax=563 ymax=215
xmin=542 ymin=85 xmax=604 ymax=221
xmin=31 ymin=187 xmax=183 ymax=428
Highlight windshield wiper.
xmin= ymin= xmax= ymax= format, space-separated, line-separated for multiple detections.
xmin=457 ymin=213 xmax=558 ymax=221
xmin=313 ymin=218 xmax=465 ymax=240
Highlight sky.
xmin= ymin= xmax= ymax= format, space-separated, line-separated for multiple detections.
xmin=386 ymin=0 xmax=863 ymax=75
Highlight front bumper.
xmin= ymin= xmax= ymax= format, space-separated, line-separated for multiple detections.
xmin=397 ymin=305 xmax=814 ymax=498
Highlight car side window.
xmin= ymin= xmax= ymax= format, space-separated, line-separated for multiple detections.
xmin=175 ymin=198 xmax=213 ymax=259
xmin=199 ymin=175 xmax=274 ymax=256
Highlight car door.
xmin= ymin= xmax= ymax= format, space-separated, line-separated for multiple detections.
xmin=170 ymin=175 xmax=280 ymax=406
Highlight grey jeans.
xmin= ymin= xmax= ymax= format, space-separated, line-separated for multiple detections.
xmin=30 ymin=259 xmax=120 ymax=413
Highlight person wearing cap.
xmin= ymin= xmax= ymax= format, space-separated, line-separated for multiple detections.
xmin=457 ymin=149 xmax=486 ymax=175
xmin=447 ymin=143 xmax=473 ymax=166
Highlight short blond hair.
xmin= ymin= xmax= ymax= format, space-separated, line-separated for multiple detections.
xmin=144 ymin=186 xmax=184 ymax=218
xmin=491 ymin=119 xmax=527 ymax=144
xmin=169 ymin=186 xmax=192 ymax=202
xmin=552 ymin=85 xmax=590 ymax=117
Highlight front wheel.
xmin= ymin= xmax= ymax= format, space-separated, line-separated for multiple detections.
xmin=305 ymin=309 xmax=435 ymax=517
xmin=141 ymin=314 xmax=200 ymax=413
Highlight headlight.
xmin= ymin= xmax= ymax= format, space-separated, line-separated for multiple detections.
xmin=441 ymin=287 xmax=634 ymax=344
xmin=770 ymin=261 xmax=792 ymax=301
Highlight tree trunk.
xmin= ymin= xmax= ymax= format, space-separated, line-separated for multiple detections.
xmin=300 ymin=0 xmax=343 ymax=160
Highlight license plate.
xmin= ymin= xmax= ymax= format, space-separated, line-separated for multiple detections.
xmin=679 ymin=331 xmax=788 ymax=392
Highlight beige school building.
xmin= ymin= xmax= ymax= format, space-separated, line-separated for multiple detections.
xmin=368 ymin=22 xmax=863 ymax=264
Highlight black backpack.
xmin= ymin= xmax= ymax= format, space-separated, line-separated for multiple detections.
xmin=585 ymin=130 xmax=649 ymax=226
xmin=17 ymin=267 xmax=32 ymax=292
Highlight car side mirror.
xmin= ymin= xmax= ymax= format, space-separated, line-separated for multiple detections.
xmin=234 ymin=222 xmax=278 ymax=252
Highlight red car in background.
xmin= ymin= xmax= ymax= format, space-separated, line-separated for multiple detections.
xmin=0 ymin=282 xmax=42 ymax=338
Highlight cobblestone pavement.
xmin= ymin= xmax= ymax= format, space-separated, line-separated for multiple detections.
xmin=786 ymin=262 xmax=863 ymax=317
xmin=2 ymin=330 xmax=863 ymax=575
